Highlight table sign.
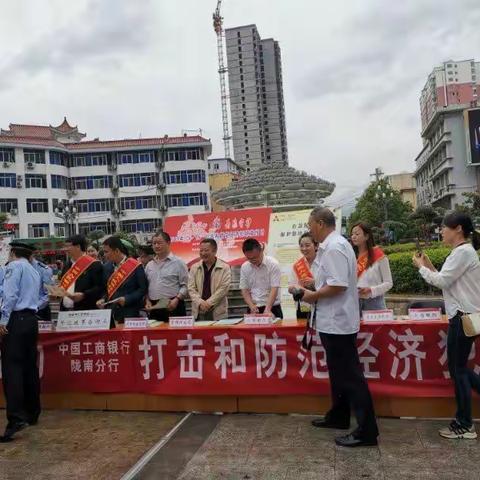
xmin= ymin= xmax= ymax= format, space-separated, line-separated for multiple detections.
xmin=408 ymin=308 xmax=442 ymax=321
xmin=170 ymin=316 xmax=195 ymax=328
xmin=244 ymin=314 xmax=276 ymax=325
xmin=56 ymin=310 xmax=111 ymax=332
xmin=362 ymin=309 xmax=395 ymax=322
xmin=38 ymin=321 xmax=54 ymax=333
xmin=124 ymin=318 xmax=149 ymax=329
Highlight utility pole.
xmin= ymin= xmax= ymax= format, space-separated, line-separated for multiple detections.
xmin=370 ymin=167 xmax=384 ymax=183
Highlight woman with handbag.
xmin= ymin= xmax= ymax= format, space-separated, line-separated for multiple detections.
xmin=413 ymin=212 xmax=480 ymax=439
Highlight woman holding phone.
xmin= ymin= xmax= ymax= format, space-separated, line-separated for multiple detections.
xmin=351 ymin=222 xmax=393 ymax=313
xmin=413 ymin=212 xmax=480 ymax=439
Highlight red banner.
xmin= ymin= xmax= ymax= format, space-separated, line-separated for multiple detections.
xmin=164 ymin=208 xmax=272 ymax=267
xmin=0 ymin=321 xmax=473 ymax=397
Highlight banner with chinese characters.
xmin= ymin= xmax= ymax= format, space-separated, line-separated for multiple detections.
xmin=0 ymin=322 xmax=470 ymax=398
xmin=267 ymin=210 xmax=311 ymax=319
xmin=164 ymin=208 xmax=272 ymax=267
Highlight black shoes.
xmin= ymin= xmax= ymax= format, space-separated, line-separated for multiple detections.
xmin=0 ymin=421 xmax=29 ymax=442
xmin=335 ymin=433 xmax=378 ymax=448
xmin=311 ymin=418 xmax=350 ymax=429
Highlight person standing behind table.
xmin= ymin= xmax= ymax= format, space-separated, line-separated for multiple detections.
xmin=413 ymin=212 xmax=480 ymax=440
xmin=300 ymin=207 xmax=378 ymax=448
xmin=144 ymin=231 xmax=188 ymax=322
xmin=350 ymin=222 xmax=393 ymax=314
xmin=0 ymin=242 xmax=41 ymax=443
xmin=240 ymin=238 xmax=283 ymax=319
xmin=137 ymin=244 xmax=155 ymax=269
xmin=188 ymin=238 xmax=231 ymax=321
xmin=288 ymin=232 xmax=319 ymax=319
xmin=59 ymin=235 xmax=104 ymax=311
xmin=30 ymin=246 xmax=54 ymax=322
xmin=97 ymin=236 xmax=147 ymax=325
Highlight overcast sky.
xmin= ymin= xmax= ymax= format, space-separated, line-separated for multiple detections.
xmin=1 ymin=0 xmax=479 ymax=200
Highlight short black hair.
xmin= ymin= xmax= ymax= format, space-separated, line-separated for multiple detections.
xmin=103 ymin=236 xmax=128 ymax=255
xmin=10 ymin=246 xmax=32 ymax=260
xmin=152 ymin=230 xmax=171 ymax=243
xmin=242 ymin=238 xmax=262 ymax=253
xmin=310 ymin=207 xmax=336 ymax=227
xmin=299 ymin=232 xmax=318 ymax=246
xmin=65 ymin=234 xmax=87 ymax=252
xmin=138 ymin=244 xmax=154 ymax=256
xmin=200 ymin=238 xmax=218 ymax=250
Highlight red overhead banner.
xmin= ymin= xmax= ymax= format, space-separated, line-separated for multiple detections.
xmin=0 ymin=321 xmax=471 ymax=398
xmin=164 ymin=208 xmax=272 ymax=267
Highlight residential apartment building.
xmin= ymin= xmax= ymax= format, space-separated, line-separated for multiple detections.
xmin=387 ymin=173 xmax=417 ymax=210
xmin=0 ymin=119 xmax=212 ymax=239
xmin=414 ymin=59 xmax=480 ymax=209
xmin=208 ymin=158 xmax=243 ymax=211
xmin=225 ymin=24 xmax=288 ymax=171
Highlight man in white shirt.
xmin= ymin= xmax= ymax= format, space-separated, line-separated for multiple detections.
xmin=301 ymin=207 xmax=378 ymax=447
xmin=239 ymin=238 xmax=283 ymax=318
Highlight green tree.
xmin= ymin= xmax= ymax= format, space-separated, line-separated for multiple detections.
xmin=459 ymin=192 xmax=480 ymax=226
xmin=348 ymin=179 xmax=413 ymax=242
xmin=409 ymin=205 xmax=444 ymax=244
xmin=0 ymin=212 xmax=7 ymax=231
xmin=87 ymin=230 xmax=105 ymax=249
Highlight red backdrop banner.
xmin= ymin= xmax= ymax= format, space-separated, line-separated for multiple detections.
xmin=163 ymin=208 xmax=272 ymax=267
xmin=1 ymin=322 xmax=472 ymax=398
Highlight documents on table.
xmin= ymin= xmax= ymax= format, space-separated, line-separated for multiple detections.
xmin=214 ymin=318 xmax=244 ymax=325
xmin=195 ymin=320 xmax=216 ymax=326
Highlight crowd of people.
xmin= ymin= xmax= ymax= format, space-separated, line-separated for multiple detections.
xmin=1 ymin=207 xmax=480 ymax=446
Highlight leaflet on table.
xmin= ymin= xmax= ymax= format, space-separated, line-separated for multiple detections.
xmin=362 ymin=309 xmax=395 ymax=322
xmin=56 ymin=310 xmax=111 ymax=332
xmin=195 ymin=320 xmax=216 ymax=326
xmin=244 ymin=314 xmax=281 ymax=325
xmin=214 ymin=318 xmax=244 ymax=325
xmin=124 ymin=318 xmax=165 ymax=329
xmin=170 ymin=316 xmax=195 ymax=328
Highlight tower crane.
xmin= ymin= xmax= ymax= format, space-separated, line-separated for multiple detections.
xmin=213 ymin=0 xmax=232 ymax=159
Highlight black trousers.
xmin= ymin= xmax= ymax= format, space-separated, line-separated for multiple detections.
xmin=36 ymin=305 xmax=51 ymax=322
xmin=320 ymin=332 xmax=378 ymax=440
xmin=148 ymin=299 xmax=186 ymax=323
xmin=447 ymin=313 xmax=480 ymax=428
xmin=1 ymin=310 xmax=41 ymax=426
xmin=251 ymin=305 xmax=284 ymax=319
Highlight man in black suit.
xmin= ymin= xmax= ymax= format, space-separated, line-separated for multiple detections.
xmin=59 ymin=235 xmax=104 ymax=311
xmin=97 ymin=236 xmax=147 ymax=324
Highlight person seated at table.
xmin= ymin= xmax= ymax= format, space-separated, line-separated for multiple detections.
xmin=288 ymin=232 xmax=319 ymax=319
xmin=240 ymin=238 xmax=283 ymax=319
xmin=137 ymin=244 xmax=155 ymax=268
xmin=97 ymin=236 xmax=147 ymax=325
xmin=59 ymin=235 xmax=104 ymax=311
xmin=188 ymin=238 xmax=231 ymax=321
xmin=413 ymin=212 xmax=480 ymax=440
xmin=350 ymin=222 xmax=392 ymax=313
xmin=144 ymin=231 xmax=189 ymax=323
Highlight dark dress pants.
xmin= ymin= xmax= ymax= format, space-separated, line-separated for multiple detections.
xmin=148 ymin=299 xmax=187 ymax=323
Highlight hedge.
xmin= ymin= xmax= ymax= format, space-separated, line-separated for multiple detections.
xmin=383 ymin=242 xmax=443 ymax=255
xmin=387 ymin=247 xmax=452 ymax=295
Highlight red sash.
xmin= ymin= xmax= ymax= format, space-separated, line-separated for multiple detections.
xmin=107 ymin=257 xmax=141 ymax=299
xmin=293 ymin=256 xmax=313 ymax=281
xmin=60 ymin=255 xmax=96 ymax=291
xmin=357 ymin=246 xmax=385 ymax=278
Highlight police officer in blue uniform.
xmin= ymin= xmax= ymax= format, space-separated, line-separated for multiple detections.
xmin=0 ymin=242 xmax=41 ymax=442
xmin=30 ymin=246 xmax=54 ymax=321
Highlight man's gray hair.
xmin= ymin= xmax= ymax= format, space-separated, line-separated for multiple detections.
xmin=310 ymin=207 xmax=336 ymax=227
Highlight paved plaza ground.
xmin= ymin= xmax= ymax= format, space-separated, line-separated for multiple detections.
xmin=1 ymin=410 xmax=480 ymax=479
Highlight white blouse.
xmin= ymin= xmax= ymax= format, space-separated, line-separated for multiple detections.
xmin=357 ymin=256 xmax=393 ymax=299
xmin=419 ymin=243 xmax=480 ymax=319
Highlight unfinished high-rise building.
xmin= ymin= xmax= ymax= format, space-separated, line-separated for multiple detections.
xmin=225 ymin=24 xmax=288 ymax=171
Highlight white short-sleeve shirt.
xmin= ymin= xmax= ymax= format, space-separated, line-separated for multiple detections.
xmin=239 ymin=255 xmax=282 ymax=307
xmin=313 ymin=231 xmax=360 ymax=334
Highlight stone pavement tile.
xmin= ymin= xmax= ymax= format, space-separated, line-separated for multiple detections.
xmin=254 ymin=415 xmax=302 ymax=447
xmin=247 ymin=446 xmax=334 ymax=467
xmin=335 ymin=466 xmax=385 ymax=480
xmin=177 ymin=463 xmax=265 ymax=480
xmin=187 ymin=446 xmax=250 ymax=468
xmin=285 ymin=464 xmax=335 ymax=480
xmin=378 ymin=444 xmax=431 ymax=469
xmin=383 ymin=468 xmax=437 ymax=480
xmin=416 ymin=420 xmax=480 ymax=451
xmin=426 ymin=449 xmax=480 ymax=471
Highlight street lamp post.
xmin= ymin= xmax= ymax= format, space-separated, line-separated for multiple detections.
xmin=54 ymin=199 xmax=78 ymax=237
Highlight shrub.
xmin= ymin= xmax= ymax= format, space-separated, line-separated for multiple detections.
xmin=383 ymin=241 xmax=443 ymax=255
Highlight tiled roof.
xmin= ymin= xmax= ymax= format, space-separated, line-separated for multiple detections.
xmin=0 ymin=135 xmax=65 ymax=148
xmin=4 ymin=124 xmax=54 ymax=139
xmin=53 ymin=117 xmax=75 ymax=133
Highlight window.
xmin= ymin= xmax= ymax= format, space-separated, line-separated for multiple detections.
xmin=91 ymin=155 xmax=107 ymax=166
xmin=24 ymin=149 xmax=45 ymax=164
xmin=166 ymin=192 xmax=208 ymax=207
xmin=72 ymin=155 xmax=87 ymax=167
xmin=138 ymin=151 xmax=154 ymax=163
xmin=0 ymin=173 xmax=16 ymax=188
xmin=120 ymin=196 xmax=155 ymax=210
xmin=26 ymin=199 xmax=48 ymax=213
xmin=28 ymin=224 xmax=49 ymax=238
xmin=49 ymin=151 xmax=67 ymax=166
xmin=118 ymin=173 xmax=158 ymax=187
xmin=119 ymin=153 xmax=133 ymax=164
xmin=51 ymin=174 xmax=68 ymax=189
xmin=25 ymin=174 xmax=47 ymax=189
xmin=0 ymin=149 xmax=14 ymax=164
xmin=54 ymin=224 xmax=66 ymax=237
xmin=120 ymin=218 xmax=162 ymax=233
xmin=72 ymin=176 xmax=112 ymax=189
xmin=0 ymin=198 xmax=17 ymax=213
xmin=74 ymin=199 xmax=112 ymax=213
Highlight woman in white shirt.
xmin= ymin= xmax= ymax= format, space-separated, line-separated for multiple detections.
xmin=413 ymin=212 xmax=480 ymax=440
xmin=351 ymin=223 xmax=393 ymax=313
xmin=288 ymin=232 xmax=318 ymax=319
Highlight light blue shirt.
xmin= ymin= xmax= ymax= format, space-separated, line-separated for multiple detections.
xmin=0 ymin=258 xmax=41 ymax=326
xmin=0 ymin=266 xmax=4 ymax=303
xmin=31 ymin=258 xmax=54 ymax=309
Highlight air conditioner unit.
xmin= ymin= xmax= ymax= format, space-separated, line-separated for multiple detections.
xmin=204 ymin=205 xmax=210 ymax=211
xmin=108 ymin=164 xmax=117 ymax=171
xmin=9 ymin=208 xmax=18 ymax=216
xmin=156 ymin=160 xmax=165 ymax=169
xmin=111 ymin=184 xmax=119 ymax=192
xmin=160 ymin=205 xmax=168 ymax=213
xmin=66 ymin=189 xmax=78 ymax=197
xmin=16 ymin=176 xmax=22 ymax=188
xmin=111 ymin=208 xmax=121 ymax=216
xmin=26 ymin=161 xmax=35 ymax=170
xmin=3 ymin=161 xmax=10 ymax=168
xmin=157 ymin=182 xmax=166 ymax=190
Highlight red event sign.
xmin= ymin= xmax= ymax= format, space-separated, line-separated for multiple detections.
xmin=164 ymin=207 xmax=272 ymax=267
xmin=0 ymin=322 xmax=471 ymax=398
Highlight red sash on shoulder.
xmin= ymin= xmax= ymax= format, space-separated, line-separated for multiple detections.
xmin=60 ymin=255 xmax=96 ymax=290
xmin=107 ymin=257 xmax=141 ymax=300
xmin=293 ymin=256 xmax=313 ymax=281
xmin=357 ymin=246 xmax=385 ymax=278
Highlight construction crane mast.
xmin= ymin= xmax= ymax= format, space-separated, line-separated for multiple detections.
xmin=213 ymin=0 xmax=232 ymax=159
